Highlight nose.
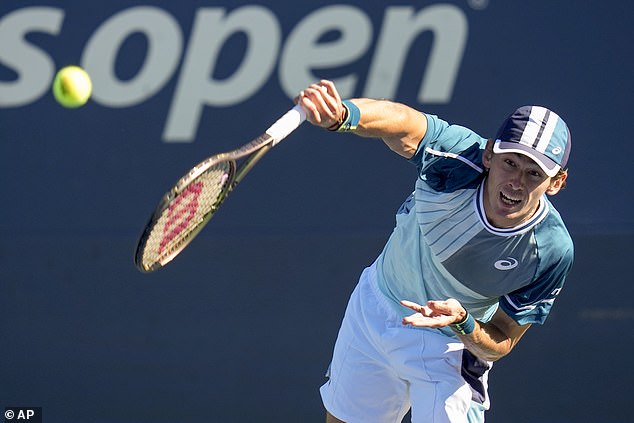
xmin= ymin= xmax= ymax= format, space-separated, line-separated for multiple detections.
xmin=508 ymin=170 xmax=525 ymax=190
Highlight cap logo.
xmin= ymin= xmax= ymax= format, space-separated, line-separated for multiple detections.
xmin=551 ymin=146 xmax=562 ymax=155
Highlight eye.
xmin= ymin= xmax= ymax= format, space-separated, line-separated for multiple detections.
xmin=504 ymin=158 xmax=516 ymax=167
xmin=527 ymin=169 xmax=547 ymax=180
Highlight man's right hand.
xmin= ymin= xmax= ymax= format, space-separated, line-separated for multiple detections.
xmin=295 ymin=80 xmax=345 ymax=130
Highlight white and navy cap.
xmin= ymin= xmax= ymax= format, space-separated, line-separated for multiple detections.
xmin=494 ymin=105 xmax=571 ymax=177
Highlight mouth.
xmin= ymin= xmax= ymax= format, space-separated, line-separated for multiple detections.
xmin=500 ymin=191 xmax=522 ymax=206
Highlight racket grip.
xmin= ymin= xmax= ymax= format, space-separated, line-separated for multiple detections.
xmin=267 ymin=104 xmax=307 ymax=145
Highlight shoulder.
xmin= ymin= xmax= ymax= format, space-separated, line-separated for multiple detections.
xmin=410 ymin=114 xmax=488 ymax=192
xmin=417 ymin=114 xmax=486 ymax=153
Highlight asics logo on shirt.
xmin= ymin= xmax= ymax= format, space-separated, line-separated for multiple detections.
xmin=494 ymin=257 xmax=519 ymax=270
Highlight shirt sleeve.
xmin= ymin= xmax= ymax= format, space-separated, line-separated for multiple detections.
xmin=409 ymin=113 xmax=487 ymax=192
xmin=409 ymin=113 xmax=449 ymax=165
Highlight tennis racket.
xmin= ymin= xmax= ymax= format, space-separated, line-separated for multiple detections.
xmin=134 ymin=104 xmax=306 ymax=273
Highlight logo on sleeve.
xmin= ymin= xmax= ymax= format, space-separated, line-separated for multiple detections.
xmin=494 ymin=257 xmax=518 ymax=270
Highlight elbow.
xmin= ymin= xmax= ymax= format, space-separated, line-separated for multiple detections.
xmin=476 ymin=350 xmax=509 ymax=362
xmin=464 ymin=333 xmax=518 ymax=362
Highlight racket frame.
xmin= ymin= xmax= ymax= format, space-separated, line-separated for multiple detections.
xmin=134 ymin=106 xmax=304 ymax=273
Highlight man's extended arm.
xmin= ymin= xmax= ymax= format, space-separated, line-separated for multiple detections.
xmin=297 ymin=80 xmax=426 ymax=159
xmin=401 ymin=299 xmax=531 ymax=362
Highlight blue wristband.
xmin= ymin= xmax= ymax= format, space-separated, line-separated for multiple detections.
xmin=335 ymin=100 xmax=360 ymax=132
xmin=451 ymin=312 xmax=475 ymax=335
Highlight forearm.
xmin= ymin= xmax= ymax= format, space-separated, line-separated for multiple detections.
xmin=348 ymin=99 xmax=426 ymax=159
xmin=454 ymin=320 xmax=522 ymax=362
xmin=401 ymin=299 xmax=531 ymax=362
xmin=296 ymin=81 xmax=426 ymax=159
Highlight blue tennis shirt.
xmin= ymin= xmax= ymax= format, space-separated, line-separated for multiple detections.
xmin=375 ymin=113 xmax=574 ymax=331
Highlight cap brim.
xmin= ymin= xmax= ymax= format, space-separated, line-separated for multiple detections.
xmin=493 ymin=140 xmax=560 ymax=177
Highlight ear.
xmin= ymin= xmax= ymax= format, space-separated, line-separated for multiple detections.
xmin=482 ymin=140 xmax=494 ymax=169
xmin=545 ymin=170 xmax=568 ymax=195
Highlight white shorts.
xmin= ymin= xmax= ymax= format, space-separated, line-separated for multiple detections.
xmin=320 ymin=263 xmax=490 ymax=423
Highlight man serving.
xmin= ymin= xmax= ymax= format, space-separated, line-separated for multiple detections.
xmin=297 ymin=80 xmax=573 ymax=423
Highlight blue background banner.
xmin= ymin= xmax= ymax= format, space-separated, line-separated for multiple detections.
xmin=1 ymin=1 xmax=633 ymax=422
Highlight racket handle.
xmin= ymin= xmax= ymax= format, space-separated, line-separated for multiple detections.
xmin=267 ymin=104 xmax=307 ymax=146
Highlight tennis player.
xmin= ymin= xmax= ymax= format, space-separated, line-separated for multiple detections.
xmin=296 ymin=80 xmax=573 ymax=423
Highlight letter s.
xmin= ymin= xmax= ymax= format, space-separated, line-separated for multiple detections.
xmin=0 ymin=7 xmax=64 ymax=107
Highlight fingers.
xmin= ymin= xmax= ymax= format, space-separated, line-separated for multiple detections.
xmin=319 ymin=79 xmax=342 ymax=109
xmin=402 ymin=312 xmax=454 ymax=328
xmin=296 ymin=80 xmax=343 ymax=128
xmin=400 ymin=300 xmax=434 ymax=316
xmin=426 ymin=300 xmax=453 ymax=314
xmin=400 ymin=298 xmax=466 ymax=328
xmin=400 ymin=299 xmax=423 ymax=311
xmin=296 ymin=90 xmax=318 ymax=122
xmin=304 ymin=84 xmax=339 ymax=125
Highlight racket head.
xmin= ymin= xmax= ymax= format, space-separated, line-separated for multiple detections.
xmin=134 ymin=158 xmax=236 ymax=273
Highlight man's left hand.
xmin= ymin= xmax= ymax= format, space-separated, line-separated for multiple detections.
xmin=400 ymin=299 xmax=467 ymax=328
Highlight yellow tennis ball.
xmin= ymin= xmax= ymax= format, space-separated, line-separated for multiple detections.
xmin=52 ymin=66 xmax=92 ymax=108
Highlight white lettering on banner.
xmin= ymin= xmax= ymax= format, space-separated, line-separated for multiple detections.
xmin=365 ymin=5 xmax=467 ymax=103
xmin=0 ymin=7 xmax=63 ymax=106
xmin=165 ymin=6 xmax=281 ymax=141
xmin=279 ymin=5 xmax=373 ymax=100
xmin=0 ymin=4 xmax=471 ymax=142
xmin=83 ymin=7 xmax=183 ymax=107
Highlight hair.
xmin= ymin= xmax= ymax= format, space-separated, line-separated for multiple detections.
xmin=554 ymin=168 xmax=568 ymax=189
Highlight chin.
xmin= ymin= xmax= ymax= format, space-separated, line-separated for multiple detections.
xmin=491 ymin=207 xmax=523 ymax=228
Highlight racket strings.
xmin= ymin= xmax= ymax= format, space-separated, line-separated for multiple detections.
xmin=140 ymin=162 xmax=232 ymax=269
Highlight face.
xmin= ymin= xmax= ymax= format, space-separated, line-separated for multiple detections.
xmin=482 ymin=142 xmax=567 ymax=228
